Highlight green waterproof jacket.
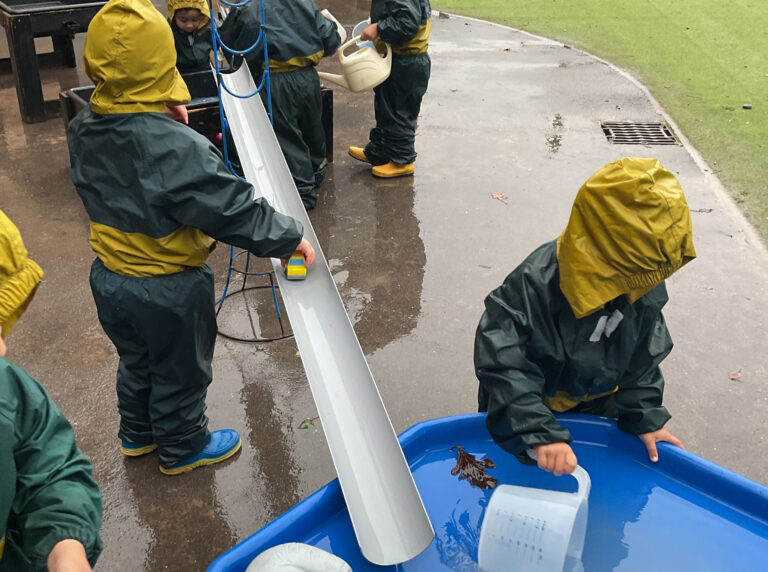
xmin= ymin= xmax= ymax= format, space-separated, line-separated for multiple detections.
xmin=70 ymin=0 xmax=303 ymax=277
xmin=219 ymin=0 xmax=341 ymax=73
xmin=475 ymin=241 xmax=675 ymax=458
xmin=0 ymin=359 xmax=103 ymax=571
xmin=69 ymin=110 xmax=303 ymax=276
xmin=371 ymin=0 xmax=431 ymax=55
xmin=474 ymin=158 xmax=696 ymax=461
xmin=169 ymin=25 xmax=213 ymax=72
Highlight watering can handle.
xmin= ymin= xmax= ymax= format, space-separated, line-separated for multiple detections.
xmin=338 ymin=35 xmax=391 ymax=64
xmin=526 ymin=449 xmax=592 ymax=500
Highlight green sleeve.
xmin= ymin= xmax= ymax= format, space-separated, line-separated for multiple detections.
xmin=157 ymin=128 xmax=304 ymax=260
xmin=474 ymin=271 xmax=573 ymax=461
xmin=614 ymin=311 xmax=673 ymax=434
xmin=315 ymin=8 xmax=341 ymax=56
xmin=3 ymin=361 xmax=102 ymax=570
xmin=376 ymin=0 xmax=423 ymax=44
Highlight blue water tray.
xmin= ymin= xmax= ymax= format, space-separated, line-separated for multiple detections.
xmin=208 ymin=413 xmax=768 ymax=571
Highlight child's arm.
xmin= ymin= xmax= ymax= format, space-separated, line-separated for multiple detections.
xmin=3 ymin=362 xmax=102 ymax=570
xmin=160 ymin=131 xmax=305 ymax=261
xmin=614 ymin=306 xmax=674 ymax=436
xmin=474 ymin=270 xmax=573 ymax=465
xmin=374 ymin=0 xmax=423 ymax=44
xmin=47 ymin=539 xmax=92 ymax=572
xmin=317 ymin=9 xmax=343 ymax=55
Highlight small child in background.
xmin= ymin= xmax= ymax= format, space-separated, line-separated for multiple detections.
xmin=218 ymin=0 xmax=342 ymax=210
xmin=348 ymin=0 xmax=432 ymax=179
xmin=168 ymin=0 xmax=213 ymax=72
xmin=0 ymin=209 xmax=103 ymax=571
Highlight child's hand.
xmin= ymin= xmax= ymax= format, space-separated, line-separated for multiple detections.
xmin=165 ymin=104 xmax=189 ymax=124
xmin=286 ymin=238 xmax=315 ymax=267
xmin=532 ymin=442 xmax=578 ymax=476
xmin=637 ymin=428 xmax=684 ymax=462
xmin=47 ymin=539 xmax=91 ymax=572
xmin=360 ymin=23 xmax=379 ymax=41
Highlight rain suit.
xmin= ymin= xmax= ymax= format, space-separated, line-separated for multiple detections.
xmin=218 ymin=0 xmax=341 ymax=209
xmin=167 ymin=0 xmax=213 ymax=72
xmin=68 ymin=0 xmax=304 ymax=467
xmin=474 ymin=158 xmax=696 ymax=464
xmin=364 ymin=0 xmax=431 ymax=166
xmin=0 ymin=210 xmax=103 ymax=571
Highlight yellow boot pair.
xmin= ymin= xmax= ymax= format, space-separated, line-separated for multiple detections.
xmin=348 ymin=146 xmax=415 ymax=179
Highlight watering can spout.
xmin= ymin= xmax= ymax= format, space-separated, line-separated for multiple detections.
xmin=318 ymin=71 xmax=350 ymax=91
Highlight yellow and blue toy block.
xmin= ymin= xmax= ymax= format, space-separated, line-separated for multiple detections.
xmin=284 ymin=251 xmax=307 ymax=280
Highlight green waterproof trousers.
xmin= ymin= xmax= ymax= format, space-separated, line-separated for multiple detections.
xmin=266 ymin=66 xmax=327 ymax=209
xmin=364 ymin=53 xmax=431 ymax=166
xmin=89 ymin=259 xmax=216 ymax=466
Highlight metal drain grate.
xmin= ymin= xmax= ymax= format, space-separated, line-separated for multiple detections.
xmin=601 ymin=122 xmax=678 ymax=145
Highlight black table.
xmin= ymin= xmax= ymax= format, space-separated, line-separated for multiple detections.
xmin=0 ymin=0 xmax=105 ymax=122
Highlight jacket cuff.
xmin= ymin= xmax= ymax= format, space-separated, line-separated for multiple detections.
xmin=32 ymin=528 xmax=103 ymax=570
xmin=617 ymin=407 xmax=671 ymax=435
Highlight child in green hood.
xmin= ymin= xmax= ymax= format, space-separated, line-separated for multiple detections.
xmin=0 ymin=210 xmax=103 ymax=571
xmin=474 ymin=158 xmax=696 ymax=477
xmin=168 ymin=0 xmax=214 ymax=72
xmin=68 ymin=0 xmax=314 ymax=476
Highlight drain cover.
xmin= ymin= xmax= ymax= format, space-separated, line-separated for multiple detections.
xmin=601 ymin=122 xmax=678 ymax=145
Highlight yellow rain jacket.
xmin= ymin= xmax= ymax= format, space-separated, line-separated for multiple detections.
xmin=474 ymin=158 xmax=696 ymax=462
xmin=0 ymin=210 xmax=43 ymax=338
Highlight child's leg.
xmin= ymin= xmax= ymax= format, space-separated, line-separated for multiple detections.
xmin=364 ymin=53 xmax=431 ymax=165
xmin=266 ymin=69 xmax=321 ymax=209
xmin=89 ymin=259 xmax=154 ymax=447
xmin=139 ymin=265 xmax=218 ymax=468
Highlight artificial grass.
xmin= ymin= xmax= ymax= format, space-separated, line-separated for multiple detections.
xmin=432 ymin=0 xmax=768 ymax=243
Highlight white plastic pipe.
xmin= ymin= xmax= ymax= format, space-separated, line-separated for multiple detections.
xmin=218 ymin=66 xmax=434 ymax=566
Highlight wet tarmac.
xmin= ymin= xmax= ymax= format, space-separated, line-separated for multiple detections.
xmin=1 ymin=3 xmax=767 ymax=571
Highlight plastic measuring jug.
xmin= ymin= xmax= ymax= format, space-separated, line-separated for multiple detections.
xmin=318 ymin=35 xmax=391 ymax=93
xmin=477 ymin=463 xmax=591 ymax=572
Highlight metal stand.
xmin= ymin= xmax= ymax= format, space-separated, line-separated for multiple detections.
xmin=215 ymin=249 xmax=293 ymax=343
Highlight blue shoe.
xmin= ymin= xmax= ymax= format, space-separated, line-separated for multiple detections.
xmin=159 ymin=429 xmax=242 ymax=475
xmin=120 ymin=440 xmax=158 ymax=457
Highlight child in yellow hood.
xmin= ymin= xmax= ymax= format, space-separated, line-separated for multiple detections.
xmin=0 ymin=210 xmax=103 ymax=571
xmin=68 ymin=0 xmax=314 ymax=475
xmin=167 ymin=0 xmax=214 ymax=72
xmin=474 ymin=158 xmax=696 ymax=476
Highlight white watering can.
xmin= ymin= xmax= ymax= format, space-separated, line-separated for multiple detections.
xmin=318 ymin=35 xmax=391 ymax=93
xmin=478 ymin=454 xmax=591 ymax=572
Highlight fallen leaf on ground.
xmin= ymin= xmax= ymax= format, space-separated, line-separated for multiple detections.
xmin=299 ymin=416 xmax=319 ymax=429
xmin=491 ymin=193 xmax=508 ymax=204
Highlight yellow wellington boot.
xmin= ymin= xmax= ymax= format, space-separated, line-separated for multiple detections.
xmin=348 ymin=146 xmax=370 ymax=164
xmin=371 ymin=161 xmax=415 ymax=179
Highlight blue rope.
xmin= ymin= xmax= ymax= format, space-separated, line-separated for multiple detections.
xmin=209 ymin=0 xmax=279 ymax=314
